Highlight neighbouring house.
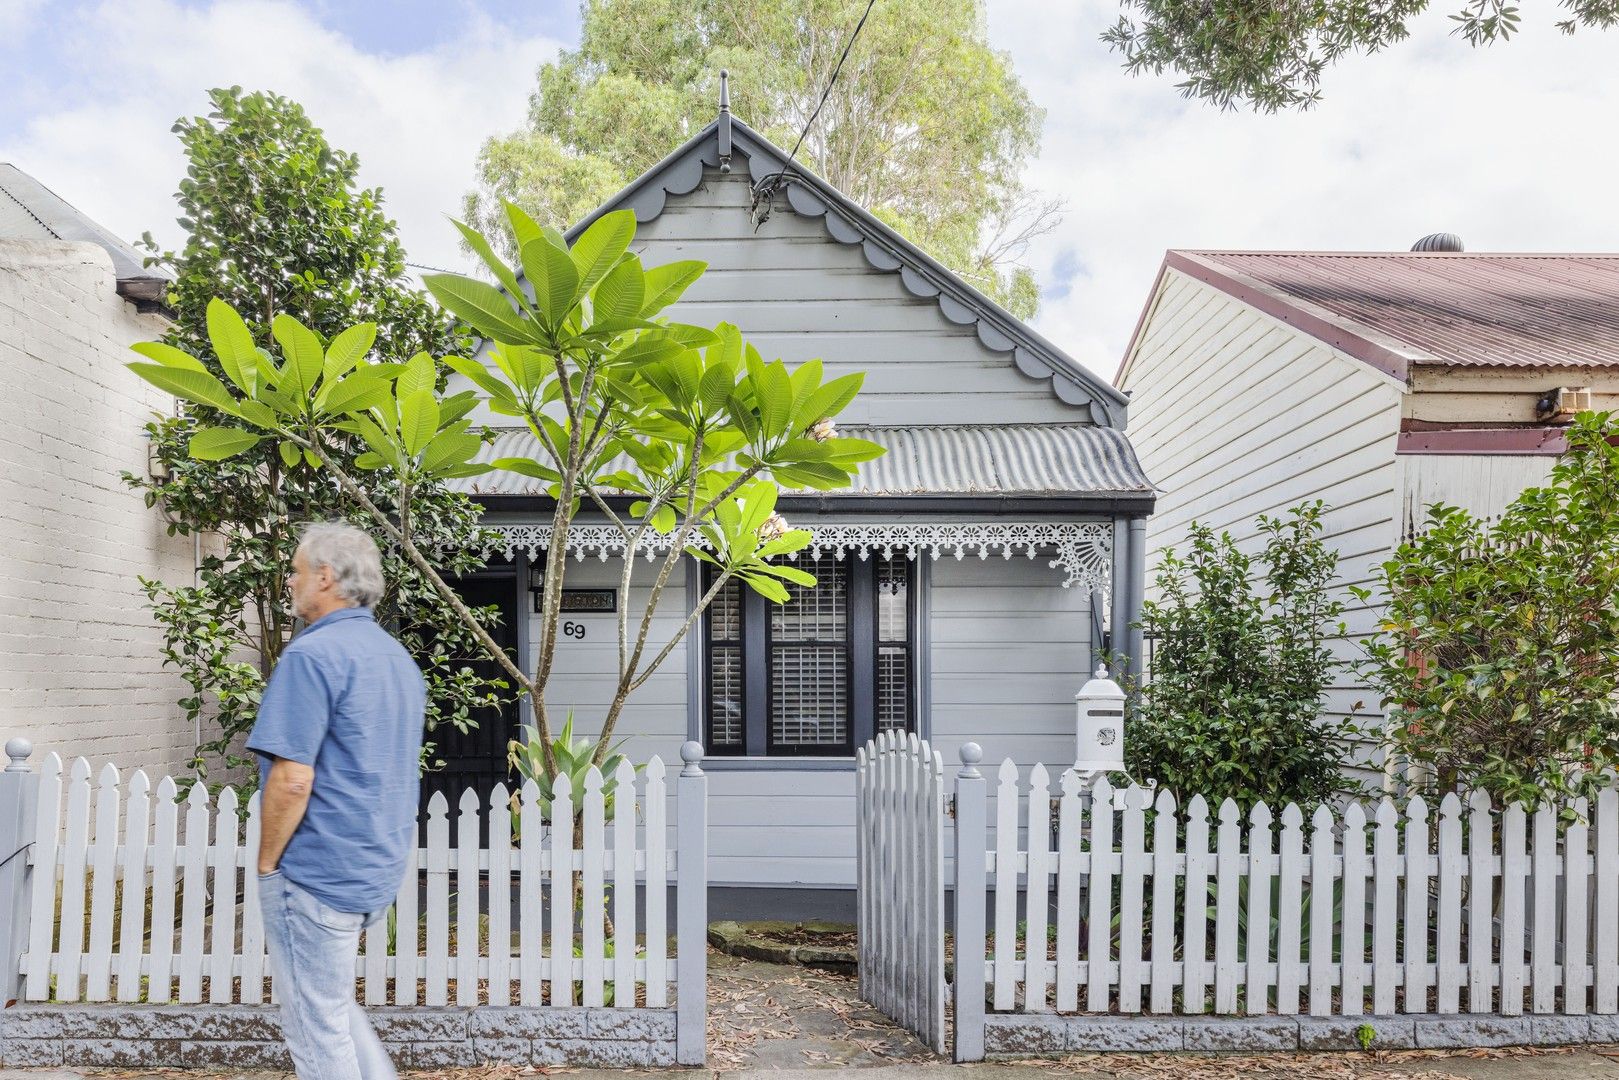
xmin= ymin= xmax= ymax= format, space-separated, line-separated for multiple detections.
xmin=0 ymin=163 xmax=197 ymax=777
xmin=445 ymin=99 xmax=1156 ymax=916
xmin=1115 ymin=243 xmax=1619 ymax=778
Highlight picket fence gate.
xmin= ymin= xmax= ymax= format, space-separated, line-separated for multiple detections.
xmin=949 ymin=750 xmax=1619 ymax=1059
xmin=855 ymin=731 xmax=947 ymax=1054
xmin=0 ymin=740 xmax=709 ymax=1063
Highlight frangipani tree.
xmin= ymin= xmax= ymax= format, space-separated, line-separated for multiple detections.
xmin=128 ymin=206 xmax=878 ymax=778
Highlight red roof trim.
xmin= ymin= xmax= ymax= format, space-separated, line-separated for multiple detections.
xmin=1396 ymin=428 xmax=1568 ymax=456
xmin=1163 ymin=252 xmax=1416 ymax=382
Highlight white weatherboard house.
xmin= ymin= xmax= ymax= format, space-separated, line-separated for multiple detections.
xmin=1116 ymin=246 xmax=1619 ymax=778
xmin=448 ymin=104 xmax=1155 ymax=915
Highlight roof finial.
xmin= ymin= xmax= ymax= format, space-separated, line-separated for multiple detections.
xmin=718 ymin=69 xmax=733 ymax=174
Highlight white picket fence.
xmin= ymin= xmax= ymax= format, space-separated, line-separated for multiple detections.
xmin=855 ymin=732 xmax=947 ymax=1054
xmin=879 ymin=748 xmax=1619 ymax=1059
xmin=958 ymin=759 xmax=1619 ymax=1020
xmin=13 ymin=750 xmax=705 ymax=1015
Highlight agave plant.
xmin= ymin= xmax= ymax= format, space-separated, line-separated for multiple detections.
xmin=507 ymin=714 xmax=638 ymax=840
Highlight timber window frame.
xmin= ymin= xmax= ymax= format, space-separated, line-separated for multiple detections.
xmin=702 ymin=552 xmax=917 ymax=757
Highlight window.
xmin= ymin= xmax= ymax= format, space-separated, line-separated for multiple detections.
xmin=703 ymin=551 xmax=915 ymax=756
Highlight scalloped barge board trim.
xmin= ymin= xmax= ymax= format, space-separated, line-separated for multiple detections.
xmin=551 ymin=115 xmax=1130 ymax=428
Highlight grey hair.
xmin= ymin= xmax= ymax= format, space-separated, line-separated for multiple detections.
xmin=298 ymin=522 xmax=385 ymax=608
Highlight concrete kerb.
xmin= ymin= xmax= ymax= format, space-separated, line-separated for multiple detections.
xmin=981 ymin=1012 xmax=1619 ymax=1057
xmin=0 ymin=1004 xmax=678 ymax=1070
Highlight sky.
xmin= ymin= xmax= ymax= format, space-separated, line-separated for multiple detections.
xmin=2 ymin=0 xmax=1615 ymax=380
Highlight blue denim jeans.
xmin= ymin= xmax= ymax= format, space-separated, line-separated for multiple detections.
xmin=259 ymin=870 xmax=396 ymax=1080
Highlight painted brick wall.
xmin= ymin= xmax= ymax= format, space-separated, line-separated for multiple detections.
xmin=0 ymin=238 xmax=197 ymax=777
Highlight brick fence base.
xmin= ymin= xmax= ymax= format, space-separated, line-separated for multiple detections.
xmin=0 ymin=1004 xmax=677 ymax=1069
xmin=983 ymin=1012 xmax=1619 ymax=1056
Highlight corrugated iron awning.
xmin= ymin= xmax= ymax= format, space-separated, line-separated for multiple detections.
xmin=456 ymin=424 xmax=1154 ymax=498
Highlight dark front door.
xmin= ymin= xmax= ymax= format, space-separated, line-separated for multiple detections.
xmin=419 ymin=563 xmax=521 ymax=847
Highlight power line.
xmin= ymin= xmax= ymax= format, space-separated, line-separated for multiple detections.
xmin=406 ymin=260 xmax=459 ymax=275
xmin=750 ymin=0 xmax=879 ymax=228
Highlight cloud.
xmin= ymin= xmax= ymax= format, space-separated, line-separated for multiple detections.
xmin=989 ymin=0 xmax=1619 ymax=379
xmin=2 ymin=0 xmax=1610 ymax=385
xmin=0 ymin=0 xmax=561 ymax=275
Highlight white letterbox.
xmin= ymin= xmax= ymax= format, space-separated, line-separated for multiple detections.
xmin=1074 ymin=665 xmax=1126 ymax=774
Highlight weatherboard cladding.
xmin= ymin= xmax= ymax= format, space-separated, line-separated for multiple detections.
xmin=459 ymin=424 xmax=1153 ymax=498
xmin=547 ymin=114 xmax=1128 ymax=427
xmin=1177 ymin=250 xmax=1619 ymax=373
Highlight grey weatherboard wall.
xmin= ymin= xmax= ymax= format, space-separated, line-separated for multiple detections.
xmin=450 ymin=107 xmax=1153 ymax=898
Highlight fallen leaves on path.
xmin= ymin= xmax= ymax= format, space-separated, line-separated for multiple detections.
xmin=1003 ymin=1043 xmax=1583 ymax=1080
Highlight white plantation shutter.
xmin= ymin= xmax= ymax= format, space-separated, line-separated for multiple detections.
xmin=770 ymin=553 xmax=850 ymax=749
xmin=706 ymin=578 xmax=745 ymax=750
xmin=875 ymin=555 xmax=911 ymax=733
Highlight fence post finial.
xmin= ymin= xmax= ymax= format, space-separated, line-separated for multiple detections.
xmin=958 ymin=742 xmax=983 ymax=780
xmin=5 ymin=737 xmax=32 ymax=773
xmin=680 ymin=740 xmax=704 ymax=778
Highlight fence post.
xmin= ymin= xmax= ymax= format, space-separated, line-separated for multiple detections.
xmin=0 ymin=738 xmax=39 ymax=1006
xmin=953 ymin=742 xmax=987 ymax=1063
xmin=675 ymin=741 xmax=708 ymax=1067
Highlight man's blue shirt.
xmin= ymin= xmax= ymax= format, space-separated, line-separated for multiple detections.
xmin=246 ymin=606 xmax=425 ymax=913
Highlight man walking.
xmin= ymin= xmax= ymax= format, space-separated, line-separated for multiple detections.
xmin=248 ymin=522 xmax=425 ymax=1080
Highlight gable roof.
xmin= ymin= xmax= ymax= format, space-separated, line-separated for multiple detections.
xmin=549 ymin=113 xmax=1130 ymax=428
xmin=0 ymin=163 xmax=170 ymax=309
xmin=1120 ymin=250 xmax=1619 ymax=385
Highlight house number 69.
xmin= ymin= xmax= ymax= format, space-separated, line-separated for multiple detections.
xmin=563 ymin=621 xmax=586 ymax=640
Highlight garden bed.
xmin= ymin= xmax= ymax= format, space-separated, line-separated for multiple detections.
xmin=707 ymin=920 xmax=858 ymax=974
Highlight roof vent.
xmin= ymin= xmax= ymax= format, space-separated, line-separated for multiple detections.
xmin=1412 ymin=232 xmax=1464 ymax=252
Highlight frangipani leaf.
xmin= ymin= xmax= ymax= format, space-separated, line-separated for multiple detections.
xmin=322 ymin=322 xmax=376 ymax=383
xmin=399 ymin=389 xmax=439 ymax=456
xmin=398 ymin=351 xmax=437 ymax=397
xmin=319 ymin=371 xmax=395 ymax=416
xmin=640 ymin=260 xmax=705 ymax=316
xmin=128 ymin=363 xmax=241 ymax=417
xmin=205 ymin=299 xmax=259 ymax=393
xmin=491 ymin=457 xmax=562 ymax=482
xmin=592 ymin=255 xmax=645 ymax=321
xmin=453 ymin=217 xmax=526 ymax=303
xmin=189 ymin=427 xmax=264 ymax=460
xmin=570 ymin=209 xmax=635 ymax=295
xmin=502 ymin=200 xmax=546 ymax=253
xmin=271 ymin=313 xmax=324 ymax=400
xmin=521 ymin=237 xmax=579 ymax=323
xmin=131 ymin=341 xmax=208 ymax=373
xmin=423 ymin=273 xmax=533 ymax=343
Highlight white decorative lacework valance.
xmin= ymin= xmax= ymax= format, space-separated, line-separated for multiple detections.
xmin=482 ymin=521 xmax=1113 ymax=591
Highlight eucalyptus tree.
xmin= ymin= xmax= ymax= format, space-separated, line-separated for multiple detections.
xmin=129 ymin=206 xmax=879 ymax=776
xmin=465 ymin=0 xmax=1056 ymax=319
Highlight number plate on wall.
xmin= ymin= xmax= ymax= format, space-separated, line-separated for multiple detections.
xmin=537 ymin=588 xmax=618 ymax=614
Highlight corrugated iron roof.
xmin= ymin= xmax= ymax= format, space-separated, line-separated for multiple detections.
xmin=0 ymin=163 xmax=170 ymax=305
xmin=1159 ymin=251 xmax=1619 ymax=374
xmin=456 ymin=424 xmax=1155 ymax=499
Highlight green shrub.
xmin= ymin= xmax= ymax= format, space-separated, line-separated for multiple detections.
xmin=1126 ymin=502 xmax=1358 ymax=810
xmin=1359 ymin=412 xmax=1619 ymax=807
